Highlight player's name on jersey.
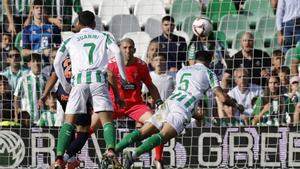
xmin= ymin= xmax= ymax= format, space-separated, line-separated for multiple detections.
xmin=77 ymin=34 xmax=100 ymax=41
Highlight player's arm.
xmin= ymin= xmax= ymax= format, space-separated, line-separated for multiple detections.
xmin=13 ymin=78 xmax=23 ymax=122
xmin=39 ymin=71 xmax=58 ymax=108
xmin=213 ymin=86 xmax=243 ymax=113
xmin=107 ymin=70 xmax=125 ymax=108
xmin=54 ymin=40 xmax=70 ymax=93
xmin=146 ymin=82 xmax=162 ymax=107
xmin=105 ymin=35 xmax=127 ymax=82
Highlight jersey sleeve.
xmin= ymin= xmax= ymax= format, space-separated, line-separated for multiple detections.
xmin=140 ymin=62 xmax=152 ymax=86
xmin=206 ymin=69 xmax=220 ymax=90
xmin=14 ymin=76 xmax=24 ymax=97
xmin=54 ymin=38 xmax=71 ymax=89
xmin=22 ymin=27 xmax=31 ymax=49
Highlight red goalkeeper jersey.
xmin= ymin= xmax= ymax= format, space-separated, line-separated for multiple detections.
xmin=108 ymin=57 xmax=152 ymax=107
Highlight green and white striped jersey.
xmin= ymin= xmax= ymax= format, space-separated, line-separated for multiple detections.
xmin=0 ymin=67 xmax=28 ymax=91
xmin=54 ymin=27 xmax=127 ymax=89
xmin=38 ymin=111 xmax=57 ymax=127
xmin=14 ymin=71 xmax=47 ymax=124
xmin=169 ymin=63 xmax=219 ymax=113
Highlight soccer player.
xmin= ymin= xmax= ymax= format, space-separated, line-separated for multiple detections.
xmin=53 ymin=10 xmax=127 ymax=169
xmin=118 ymin=50 xmax=244 ymax=169
xmin=90 ymin=38 xmax=165 ymax=168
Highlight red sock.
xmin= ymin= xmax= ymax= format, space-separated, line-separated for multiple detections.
xmin=89 ymin=128 xmax=95 ymax=135
xmin=155 ymin=144 xmax=164 ymax=161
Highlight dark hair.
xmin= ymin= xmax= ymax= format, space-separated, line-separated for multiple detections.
xmin=162 ymin=15 xmax=175 ymax=23
xmin=33 ymin=0 xmax=44 ymax=6
xmin=272 ymin=49 xmax=283 ymax=57
xmin=280 ymin=66 xmax=290 ymax=74
xmin=30 ymin=53 xmax=42 ymax=62
xmin=195 ymin=50 xmax=212 ymax=63
xmin=78 ymin=10 xmax=95 ymax=27
xmin=0 ymin=75 xmax=9 ymax=84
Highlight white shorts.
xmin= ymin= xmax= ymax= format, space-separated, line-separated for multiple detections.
xmin=145 ymin=100 xmax=190 ymax=135
xmin=65 ymin=83 xmax=113 ymax=115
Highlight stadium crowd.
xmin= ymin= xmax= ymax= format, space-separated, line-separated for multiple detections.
xmin=0 ymin=0 xmax=300 ymax=129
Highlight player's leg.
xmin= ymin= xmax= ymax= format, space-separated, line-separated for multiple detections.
xmin=115 ymin=122 xmax=159 ymax=153
xmin=123 ymin=122 xmax=177 ymax=169
xmin=123 ymin=109 xmax=187 ymax=169
xmin=136 ymin=109 xmax=165 ymax=167
xmin=54 ymin=85 xmax=89 ymax=169
xmin=64 ymin=114 xmax=91 ymax=169
xmin=115 ymin=105 xmax=159 ymax=153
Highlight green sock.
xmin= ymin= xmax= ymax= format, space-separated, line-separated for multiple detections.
xmin=115 ymin=130 xmax=141 ymax=152
xmin=103 ymin=122 xmax=116 ymax=149
xmin=135 ymin=133 xmax=164 ymax=157
xmin=56 ymin=123 xmax=74 ymax=156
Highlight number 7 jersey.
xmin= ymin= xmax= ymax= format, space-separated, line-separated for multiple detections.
xmin=57 ymin=28 xmax=114 ymax=79
xmin=169 ymin=63 xmax=219 ymax=113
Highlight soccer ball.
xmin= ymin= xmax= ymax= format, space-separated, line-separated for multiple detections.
xmin=192 ymin=17 xmax=213 ymax=37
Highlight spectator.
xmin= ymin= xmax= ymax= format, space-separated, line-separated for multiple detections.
xmin=0 ymin=75 xmax=13 ymax=121
xmin=0 ymin=48 xmax=28 ymax=91
xmin=289 ymin=77 xmax=300 ymax=125
xmin=38 ymin=92 xmax=57 ymax=127
xmin=252 ymin=76 xmax=294 ymax=126
xmin=276 ymin=0 xmax=300 ymax=53
xmin=14 ymin=53 xmax=46 ymax=125
xmin=44 ymin=0 xmax=82 ymax=31
xmin=22 ymin=0 xmax=61 ymax=61
xmin=0 ymin=32 xmax=12 ymax=71
xmin=146 ymin=41 xmax=160 ymax=71
xmin=41 ymin=48 xmax=57 ymax=78
xmin=151 ymin=16 xmax=187 ymax=72
xmin=225 ymin=68 xmax=263 ymax=125
xmin=3 ymin=0 xmax=31 ymax=34
xmin=278 ymin=66 xmax=290 ymax=93
xmin=271 ymin=49 xmax=285 ymax=76
xmin=291 ymin=45 xmax=300 ymax=76
xmin=142 ymin=52 xmax=175 ymax=101
xmin=222 ymin=32 xmax=271 ymax=89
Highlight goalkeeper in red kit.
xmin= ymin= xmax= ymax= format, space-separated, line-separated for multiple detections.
xmin=91 ymin=38 xmax=165 ymax=168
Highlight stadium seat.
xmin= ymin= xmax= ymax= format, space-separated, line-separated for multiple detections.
xmin=163 ymin=0 xmax=174 ymax=10
xmin=144 ymin=17 xmax=162 ymax=38
xmin=95 ymin=16 xmax=103 ymax=31
xmin=218 ymin=14 xmax=250 ymax=46
xmin=134 ymin=0 xmax=166 ymax=27
xmin=181 ymin=15 xmax=198 ymax=39
xmin=213 ymin=31 xmax=228 ymax=49
xmin=80 ymin=0 xmax=96 ymax=14
xmin=61 ymin=31 xmax=75 ymax=41
xmin=173 ymin=30 xmax=190 ymax=45
xmin=255 ymin=16 xmax=276 ymax=45
xmin=243 ymin=0 xmax=274 ymax=28
xmin=232 ymin=31 xmax=264 ymax=50
xmin=108 ymin=14 xmax=140 ymax=40
xmin=124 ymin=0 xmax=137 ymax=11
xmin=284 ymin=47 xmax=297 ymax=68
xmin=170 ymin=0 xmax=201 ymax=27
xmin=98 ymin=0 xmax=130 ymax=26
xmin=206 ymin=0 xmax=237 ymax=27
xmin=122 ymin=31 xmax=151 ymax=61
